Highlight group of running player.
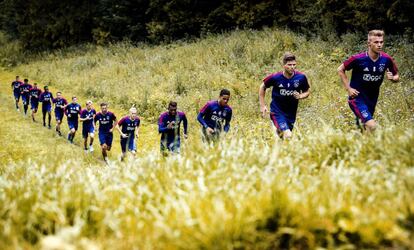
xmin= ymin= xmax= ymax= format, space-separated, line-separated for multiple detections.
xmin=10 ymin=30 xmax=399 ymax=161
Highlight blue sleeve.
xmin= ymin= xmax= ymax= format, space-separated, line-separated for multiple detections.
xmin=197 ymin=103 xmax=210 ymax=129
xmin=158 ymin=115 xmax=169 ymax=133
xmin=224 ymin=109 xmax=232 ymax=133
xmin=182 ymin=114 xmax=188 ymax=134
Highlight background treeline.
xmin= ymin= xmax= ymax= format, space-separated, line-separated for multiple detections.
xmin=0 ymin=0 xmax=413 ymax=50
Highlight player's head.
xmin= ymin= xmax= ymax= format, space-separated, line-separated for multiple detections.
xmin=100 ymin=102 xmax=108 ymax=113
xmin=168 ymin=101 xmax=177 ymax=116
xmin=44 ymin=86 xmax=49 ymax=91
xmin=129 ymin=107 xmax=137 ymax=120
xmin=24 ymin=78 xmax=28 ymax=83
xmin=56 ymin=91 xmax=62 ymax=99
xmin=282 ymin=52 xmax=296 ymax=74
xmin=367 ymin=30 xmax=384 ymax=53
xmin=33 ymin=82 xmax=38 ymax=88
xmin=218 ymin=89 xmax=230 ymax=106
xmin=16 ymin=76 xmax=19 ymax=80
xmin=86 ymin=100 xmax=93 ymax=109
xmin=72 ymin=96 xmax=77 ymax=103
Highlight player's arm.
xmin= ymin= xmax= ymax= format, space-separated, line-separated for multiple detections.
xmin=79 ymin=110 xmax=87 ymax=122
xmin=223 ymin=109 xmax=232 ymax=133
xmin=294 ymin=76 xmax=311 ymax=100
xmin=182 ymin=114 xmax=188 ymax=138
xmin=135 ymin=122 xmax=140 ymax=139
xmin=337 ymin=63 xmax=359 ymax=98
xmin=115 ymin=120 xmax=127 ymax=138
xmin=197 ymin=104 xmax=210 ymax=129
xmin=259 ymin=83 xmax=268 ymax=117
xmin=110 ymin=115 xmax=117 ymax=133
xmin=158 ymin=115 xmax=170 ymax=133
xmin=386 ymin=60 xmax=399 ymax=82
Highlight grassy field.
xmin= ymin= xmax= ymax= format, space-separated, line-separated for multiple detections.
xmin=0 ymin=28 xmax=413 ymax=249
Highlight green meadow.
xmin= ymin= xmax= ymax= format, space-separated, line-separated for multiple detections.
xmin=0 ymin=29 xmax=413 ymax=249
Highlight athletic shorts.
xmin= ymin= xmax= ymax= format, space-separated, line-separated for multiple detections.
xmin=99 ymin=132 xmax=113 ymax=147
xmin=68 ymin=119 xmax=78 ymax=131
xmin=21 ymin=94 xmax=30 ymax=105
xmin=42 ymin=104 xmax=52 ymax=112
xmin=14 ymin=91 xmax=20 ymax=101
xmin=82 ymin=125 xmax=95 ymax=138
xmin=120 ymin=135 xmax=136 ymax=153
xmin=55 ymin=110 xmax=64 ymax=121
xmin=30 ymin=100 xmax=39 ymax=110
xmin=270 ymin=112 xmax=294 ymax=132
xmin=160 ymin=139 xmax=181 ymax=153
xmin=348 ymin=98 xmax=374 ymax=123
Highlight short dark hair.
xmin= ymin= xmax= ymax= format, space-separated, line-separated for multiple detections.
xmin=219 ymin=89 xmax=230 ymax=96
xmin=44 ymin=85 xmax=48 ymax=90
xmin=100 ymin=102 xmax=108 ymax=107
xmin=168 ymin=101 xmax=177 ymax=108
xmin=33 ymin=82 xmax=37 ymax=85
xmin=24 ymin=79 xmax=28 ymax=82
xmin=16 ymin=76 xmax=19 ymax=78
xmin=283 ymin=52 xmax=296 ymax=64
xmin=72 ymin=96 xmax=77 ymax=100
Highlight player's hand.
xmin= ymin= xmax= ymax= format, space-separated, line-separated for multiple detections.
xmin=206 ymin=127 xmax=215 ymax=134
xmin=167 ymin=122 xmax=175 ymax=129
xmin=121 ymin=133 xmax=128 ymax=138
xmin=260 ymin=106 xmax=268 ymax=118
xmin=347 ymin=87 xmax=359 ymax=98
xmin=293 ymin=91 xmax=302 ymax=99
xmin=386 ymin=69 xmax=394 ymax=81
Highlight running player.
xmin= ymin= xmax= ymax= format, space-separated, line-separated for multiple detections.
xmin=259 ymin=52 xmax=311 ymax=139
xmin=197 ymin=89 xmax=232 ymax=143
xmin=19 ymin=79 xmax=33 ymax=116
xmin=94 ymin=103 xmax=117 ymax=162
xmin=11 ymin=76 xmax=23 ymax=111
xmin=29 ymin=83 xmax=42 ymax=122
xmin=158 ymin=101 xmax=188 ymax=154
xmin=39 ymin=86 xmax=54 ymax=128
xmin=53 ymin=92 xmax=68 ymax=136
xmin=65 ymin=96 xmax=81 ymax=143
xmin=116 ymin=107 xmax=140 ymax=160
xmin=338 ymin=30 xmax=399 ymax=132
xmin=80 ymin=100 xmax=96 ymax=152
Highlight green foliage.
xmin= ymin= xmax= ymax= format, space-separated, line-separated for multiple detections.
xmin=0 ymin=0 xmax=413 ymax=50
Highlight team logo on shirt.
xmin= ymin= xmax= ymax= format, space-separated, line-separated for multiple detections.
xmin=363 ymin=67 xmax=369 ymax=72
xmin=280 ymin=122 xmax=287 ymax=130
xmin=379 ymin=64 xmax=385 ymax=72
xmin=278 ymin=84 xmax=283 ymax=88
xmin=361 ymin=110 xmax=369 ymax=118
xmin=294 ymin=80 xmax=300 ymax=88
xmin=363 ymin=74 xmax=382 ymax=82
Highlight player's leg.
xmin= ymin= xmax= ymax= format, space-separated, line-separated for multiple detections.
xmin=14 ymin=92 xmax=20 ymax=110
xmin=31 ymin=101 xmax=37 ymax=122
xmin=99 ymin=133 xmax=108 ymax=161
xmin=22 ymin=96 xmax=28 ymax=115
xmin=270 ymin=112 xmax=291 ymax=139
xmin=128 ymin=135 xmax=137 ymax=157
xmin=348 ymin=98 xmax=375 ymax=132
xmin=42 ymin=107 xmax=47 ymax=127
xmin=120 ymin=137 xmax=127 ymax=161
xmin=47 ymin=110 xmax=52 ymax=128
xmin=89 ymin=129 xmax=95 ymax=152
xmin=82 ymin=127 xmax=88 ymax=150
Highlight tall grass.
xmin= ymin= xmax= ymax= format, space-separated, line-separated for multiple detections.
xmin=0 ymin=28 xmax=413 ymax=249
